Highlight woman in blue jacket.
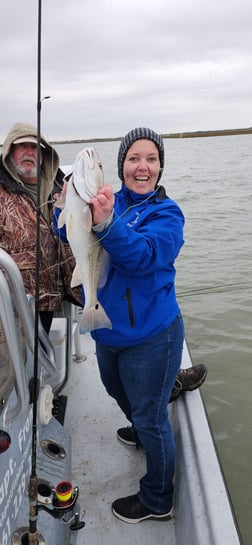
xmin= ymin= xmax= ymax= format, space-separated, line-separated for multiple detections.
xmin=90 ymin=127 xmax=184 ymax=523
xmin=54 ymin=127 xmax=206 ymax=523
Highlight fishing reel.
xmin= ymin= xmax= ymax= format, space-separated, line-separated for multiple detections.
xmin=37 ymin=480 xmax=85 ymax=530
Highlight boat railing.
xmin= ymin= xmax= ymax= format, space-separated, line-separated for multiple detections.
xmin=0 ymin=269 xmax=29 ymax=425
xmin=0 ymin=248 xmax=62 ymax=422
xmin=0 ymin=248 xmax=58 ymax=381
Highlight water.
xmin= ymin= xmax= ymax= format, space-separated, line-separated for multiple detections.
xmin=55 ymin=135 xmax=252 ymax=545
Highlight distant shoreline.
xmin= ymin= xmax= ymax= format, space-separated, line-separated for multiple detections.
xmin=51 ymin=127 xmax=252 ymax=145
xmin=1 ymin=127 xmax=251 ymax=147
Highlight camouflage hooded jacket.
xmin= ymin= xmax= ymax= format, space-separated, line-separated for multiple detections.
xmin=0 ymin=122 xmax=82 ymax=311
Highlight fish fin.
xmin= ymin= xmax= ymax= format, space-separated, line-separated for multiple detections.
xmin=57 ymin=208 xmax=67 ymax=228
xmin=79 ymin=303 xmax=112 ymax=334
xmin=71 ymin=266 xmax=83 ymax=287
xmin=81 ymin=206 xmax=93 ymax=232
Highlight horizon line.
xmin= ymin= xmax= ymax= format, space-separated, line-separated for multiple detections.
xmin=50 ymin=126 xmax=252 ymax=145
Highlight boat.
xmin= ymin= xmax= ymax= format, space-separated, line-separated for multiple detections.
xmin=0 ymin=246 xmax=243 ymax=545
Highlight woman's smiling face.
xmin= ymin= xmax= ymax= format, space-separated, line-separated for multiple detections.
xmin=123 ymin=139 xmax=161 ymax=194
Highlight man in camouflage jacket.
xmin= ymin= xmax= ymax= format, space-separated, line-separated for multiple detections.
xmin=0 ymin=122 xmax=82 ymax=333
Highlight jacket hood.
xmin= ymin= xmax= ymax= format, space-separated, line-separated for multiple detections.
xmin=1 ymin=122 xmax=59 ymax=218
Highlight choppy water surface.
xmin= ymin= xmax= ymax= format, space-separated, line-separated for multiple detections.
xmin=55 ymin=135 xmax=252 ymax=545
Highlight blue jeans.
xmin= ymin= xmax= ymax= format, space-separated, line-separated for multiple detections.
xmin=95 ymin=312 xmax=184 ymax=513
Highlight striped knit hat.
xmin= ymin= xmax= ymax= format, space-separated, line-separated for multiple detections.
xmin=117 ymin=127 xmax=165 ymax=182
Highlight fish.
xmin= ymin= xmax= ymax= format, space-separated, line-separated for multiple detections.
xmin=57 ymin=147 xmax=112 ymax=333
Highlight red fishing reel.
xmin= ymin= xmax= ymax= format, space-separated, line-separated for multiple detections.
xmin=38 ymin=480 xmax=85 ymax=530
xmin=55 ymin=481 xmax=73 ymax=506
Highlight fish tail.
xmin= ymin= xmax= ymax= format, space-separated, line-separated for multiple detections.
xmin=79 ymin=303 xmax=112 ymax=334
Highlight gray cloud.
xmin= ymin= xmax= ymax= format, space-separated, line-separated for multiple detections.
xmin=1 ymin=0 xmax=252 ymax=142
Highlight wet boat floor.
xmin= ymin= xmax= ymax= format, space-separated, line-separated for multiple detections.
xmin=64 ymin=333 xmax=176 ymax=545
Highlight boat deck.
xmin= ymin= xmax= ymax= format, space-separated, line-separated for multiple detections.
xmin=64 ymin=332 xmax=176 ymax=545
xmin=0 ymin=249 xmax=242 ymax=545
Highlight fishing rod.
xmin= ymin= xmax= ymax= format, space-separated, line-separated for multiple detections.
xmin=27 ymin=4 xmax=85 ymax=541
xmin=28 ymin=0 xmax=42 ymax=542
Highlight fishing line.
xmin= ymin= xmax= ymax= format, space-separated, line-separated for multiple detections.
xmin=50 ymin=185 xmax=252 ymax=303
xmin=45 ymin=187 xmax=159 ymax=273
xmin=39 ymin=197 xmax=54 ymax=207
xmin=177 ymin=281 xmax=252 ymax=298
xmin=95 ymin=188 xmax=159 ymax=244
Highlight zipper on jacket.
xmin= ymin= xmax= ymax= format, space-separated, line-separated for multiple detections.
xmin=123 ymin=287 xmax=135 ymax=328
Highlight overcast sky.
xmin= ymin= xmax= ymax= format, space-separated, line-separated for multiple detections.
xmin=1 ymin=0 xmax=252 ymax=142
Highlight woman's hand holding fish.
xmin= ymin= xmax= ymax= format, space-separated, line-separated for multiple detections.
xmin=91 ymin=184 xmax=114 ymax=225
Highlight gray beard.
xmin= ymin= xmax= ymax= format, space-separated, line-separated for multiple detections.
xmin=8 ymin=154 xmax=38 ymax=180
xmin=14 ymin=163 xmax=37 ymax=179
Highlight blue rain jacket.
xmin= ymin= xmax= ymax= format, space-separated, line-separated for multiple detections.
xmin=54 ymin=184 xmax=184 ymax=347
